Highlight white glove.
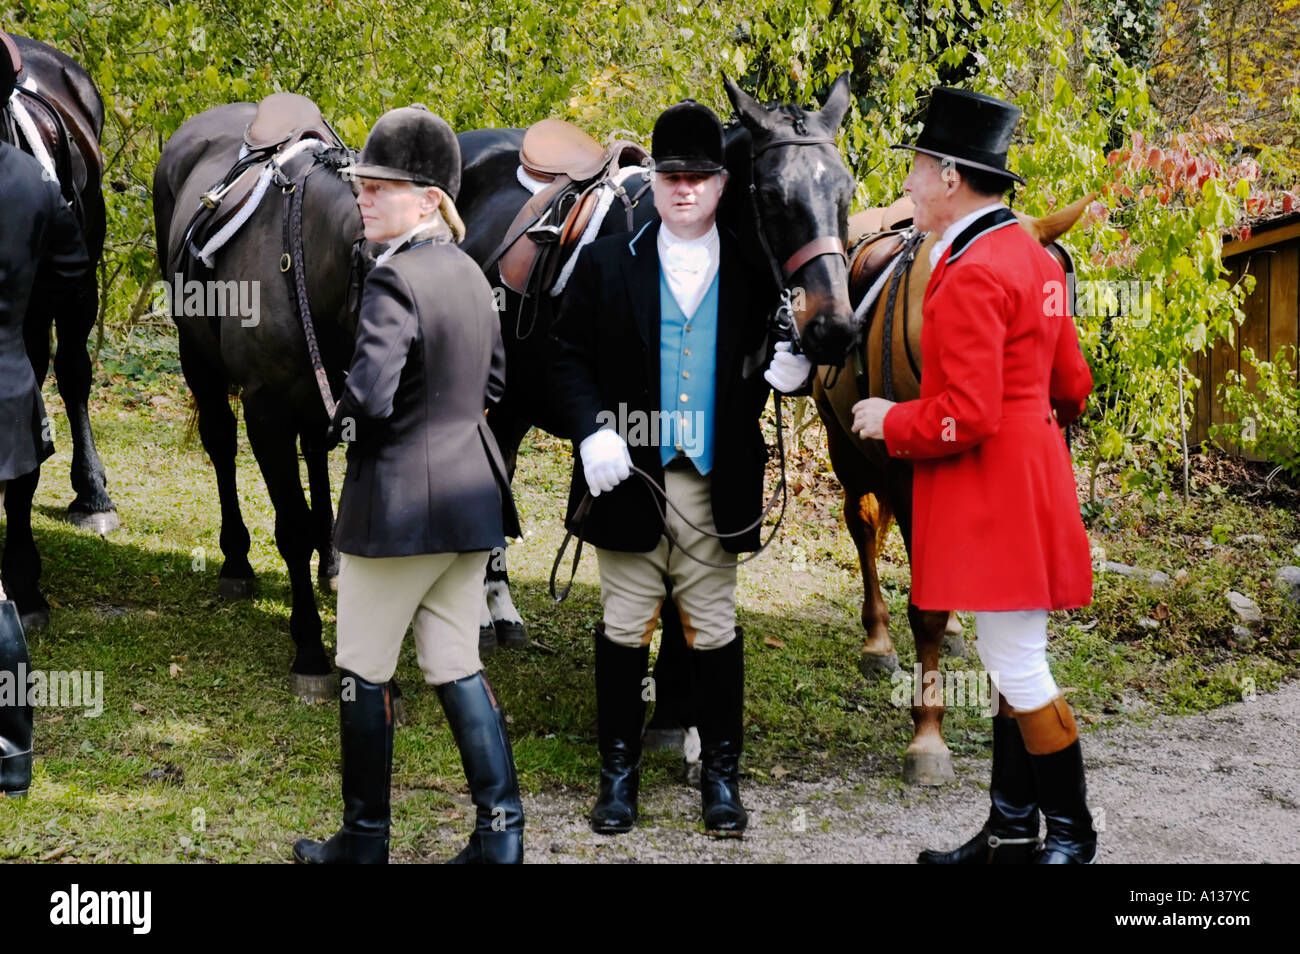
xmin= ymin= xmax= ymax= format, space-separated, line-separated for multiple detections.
xmin=579 ymin=428 xmax=632 ymax=496
xmin=764 ymin=340 xmax=814 ymax=393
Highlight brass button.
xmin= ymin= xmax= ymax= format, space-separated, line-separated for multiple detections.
xmin=684 ymin=348 xmax=691 ymax=356
xmin=684 ymin=325 xmax=691 ymax=333
xmin=680 ymin=393 xmax=689 ymax=403
xmin=682 ymin=371 xmax=690 ymax=379
xmin=675 ymin=444 xmax=683 ymax=451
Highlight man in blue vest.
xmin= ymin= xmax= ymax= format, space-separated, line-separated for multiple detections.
xmin=550 ymin=100 xmax=811 ymax=837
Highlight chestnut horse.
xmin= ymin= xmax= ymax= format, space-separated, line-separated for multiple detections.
xmin=815 ymin=192 xmax=1094 ymax=783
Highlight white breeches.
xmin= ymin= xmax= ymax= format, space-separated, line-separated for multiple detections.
xmin=973 ymin=610 xmax=1060 ymax=711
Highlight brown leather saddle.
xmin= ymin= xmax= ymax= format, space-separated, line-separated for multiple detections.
xmin=494 ymin=118 xmax=649 ymax=298
xmin=178 ymin=93 xmax=344 ymax=270
xmin=847 ymin=196 xmax=917 ymax=305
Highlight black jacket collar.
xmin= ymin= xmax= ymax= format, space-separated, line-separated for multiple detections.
xmin=945 ymin=206 xmax=1018 ymax=265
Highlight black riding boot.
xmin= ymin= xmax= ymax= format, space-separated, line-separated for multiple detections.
xmin=436 ymin=671 xmax=525 ymax=864
xmin=693 ymin=630 xmax=747 ymax=836
xmin=0 ymin=600 xmax=32 ymax=797
xmin=917 ymin=707 xmax=1039 ymax=863
xmin=1027 ymin=740 xmax=1096 ymax=863
xmin=590 ymin=627 xmax=649 ymax=834
xmin=293 ymin=670 xmax=393 ymax=864
xmin=1016 ymin=694 xmax=1096 ymax=863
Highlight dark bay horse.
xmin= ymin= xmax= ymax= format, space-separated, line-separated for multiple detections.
xmin=455 ymin=74 xmax=857 ymax=653
xmin=815 ymin=192 xmax=1095 ymax=783
xmin=2 ymin=33 xmax=117 ymax=631
xmin=153 ymin=99 xmax=360 ymax=698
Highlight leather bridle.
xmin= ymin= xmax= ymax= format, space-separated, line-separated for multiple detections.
xmin=746 ymin=131 xmax=848 ymax=352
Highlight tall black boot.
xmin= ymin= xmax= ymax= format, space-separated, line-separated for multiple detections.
xmin=293 ymin=670 xmax=393 ymax=864
xmin=436 ymin=671 xmax=525 ymax=864
xmin=692 ymin=630 xmax=747 ymax=837
xmin=1017 ymin=695 xmax=1097 ymax=864
xmin=918 ymin=698 xmax=1039 ymax=863
xmin=0 ymin=600 xmax=32 ymax=797
xmin=590 ymin=627 xmax=649 ymax=834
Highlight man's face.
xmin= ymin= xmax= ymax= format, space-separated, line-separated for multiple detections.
xmin=901 ymin=154 xmax=953 ymax=235
xmin=354 ymin=177 xmax=438 ymax=243
xmin=652 ymin=170 xmax=727 ymax=238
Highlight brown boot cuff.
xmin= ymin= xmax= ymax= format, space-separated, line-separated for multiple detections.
xmin=1013 ymin=695 xmax=1078 ymax=754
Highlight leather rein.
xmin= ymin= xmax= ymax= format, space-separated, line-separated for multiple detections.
xmin=550 ymin=129 xmax=845 ymax=601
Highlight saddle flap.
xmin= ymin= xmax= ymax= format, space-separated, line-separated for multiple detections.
xmin=849 ymin=231 xmax=906 ymax=302
xmin=520 ymin=118 xmax=606 ymax=182
xmin=499 ymin=176 xmax=571 ymax=292
xmin=245 ymin=92 xmax=333 ymax=151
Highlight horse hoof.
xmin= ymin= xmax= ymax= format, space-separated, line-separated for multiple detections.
xmin=19 ymin=610 xmax=50 ymax=634
xmin=479 ymin=625 xmax=498 ymax=655
xmin=220 ymin=577 xmax=255 ymax=600
xmin=903 ymin=749 xmax=955 ymax=786
xmin=858 ymin=650 xmax=900 ymax=677
xmin=317 ymin=574 xmax=338 ymax=594
xmin=942 ymin=632 xmax=968 ymax=659
xmin=67 ymin=509 xmax=120 ymax=535
xmin=493 ymin=619 xmax=528 ymax=648
xmin=291 ymin=671 xmax=337 ymax=703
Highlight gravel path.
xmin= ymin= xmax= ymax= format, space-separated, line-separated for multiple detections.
xmin=514 ymin=679 xmax=1300 ymax=863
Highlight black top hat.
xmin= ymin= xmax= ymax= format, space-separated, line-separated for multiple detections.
xmin=893 ymin=88 xmax=1026 ymax=186
xmin=652 ymin=99 xmax=725 ymax=174
xmin=1 ymin=33 xmax=20 ymax=104
xmin=350 ymin=104 xmax=462 ymax=200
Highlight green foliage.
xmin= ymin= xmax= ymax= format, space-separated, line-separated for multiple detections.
xmin=1214 ymin=345 xmax=1300 ymax=479
xmin=8 ymin=0 xmax=1284 ymax=496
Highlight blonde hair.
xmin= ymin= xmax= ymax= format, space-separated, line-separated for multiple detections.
xmin=409 ymin=182 xmax=465 ymax=244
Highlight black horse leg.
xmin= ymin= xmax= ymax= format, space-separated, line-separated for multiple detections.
xmin=483 ymin=405 xmax=533 ymax=648
xmin=179 ymin=336 xmax=255 ymax=596
xmin=302 ymin=437 xmax=339 ymax=592
xmin=241 ymin=395 xmax=331 ymax=695
xmin=644 ymin=590 xmax=697 ymax=751
xmin=51 ymin=271 xmax=118 ymax=533
xmin=0 ymin=468 xmax=48 ymax=633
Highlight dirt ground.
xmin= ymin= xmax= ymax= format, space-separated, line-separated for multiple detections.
xmin=496 ymin=679 xmax=1299 ymax=864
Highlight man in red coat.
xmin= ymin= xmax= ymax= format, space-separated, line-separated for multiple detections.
xmin=853 ymin=88 xmax=1097 ymax=864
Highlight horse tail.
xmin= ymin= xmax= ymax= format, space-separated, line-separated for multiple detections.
xmin=858 ymin=491 xmax=894 ymax=553
xmin=184 ymin=394 xmax=200 ymax=445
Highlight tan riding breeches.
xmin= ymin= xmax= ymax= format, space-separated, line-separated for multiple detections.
xmin=335 ymin=550 xmax=489 ymax=686
xmin=595 ymin=466 xmax=738 ymax=651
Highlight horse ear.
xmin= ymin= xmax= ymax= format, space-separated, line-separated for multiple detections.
xmin=815 ymin=71 xmax=852 ymax=131
xmin=722 ymin=74 xmax=767 ymax=131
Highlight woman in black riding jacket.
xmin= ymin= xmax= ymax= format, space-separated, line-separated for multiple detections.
xmin=292 ymin=105 xmax=524 ymax=864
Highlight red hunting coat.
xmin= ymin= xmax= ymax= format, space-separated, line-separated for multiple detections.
xmin=882 ymin=208 xmax=1093 ymax=611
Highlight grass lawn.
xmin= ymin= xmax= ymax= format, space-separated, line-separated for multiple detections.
xmin=2 ymin=334 xmax=1296 ymax=861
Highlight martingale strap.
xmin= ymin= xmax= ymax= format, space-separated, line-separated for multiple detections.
xmin=880 ymin=229 xmax=925 ymax=402
xmin=280 ymin=155 xmax=337 ymax=419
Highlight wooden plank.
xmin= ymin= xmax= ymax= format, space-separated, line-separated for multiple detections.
xmin=1241 ymin=252 xmax=1271 ymax=382
xmin=1222 ymin=219 xmax=1300 ymax=257
xmin=1268 ymin=241 xmax=1299 ymax=374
